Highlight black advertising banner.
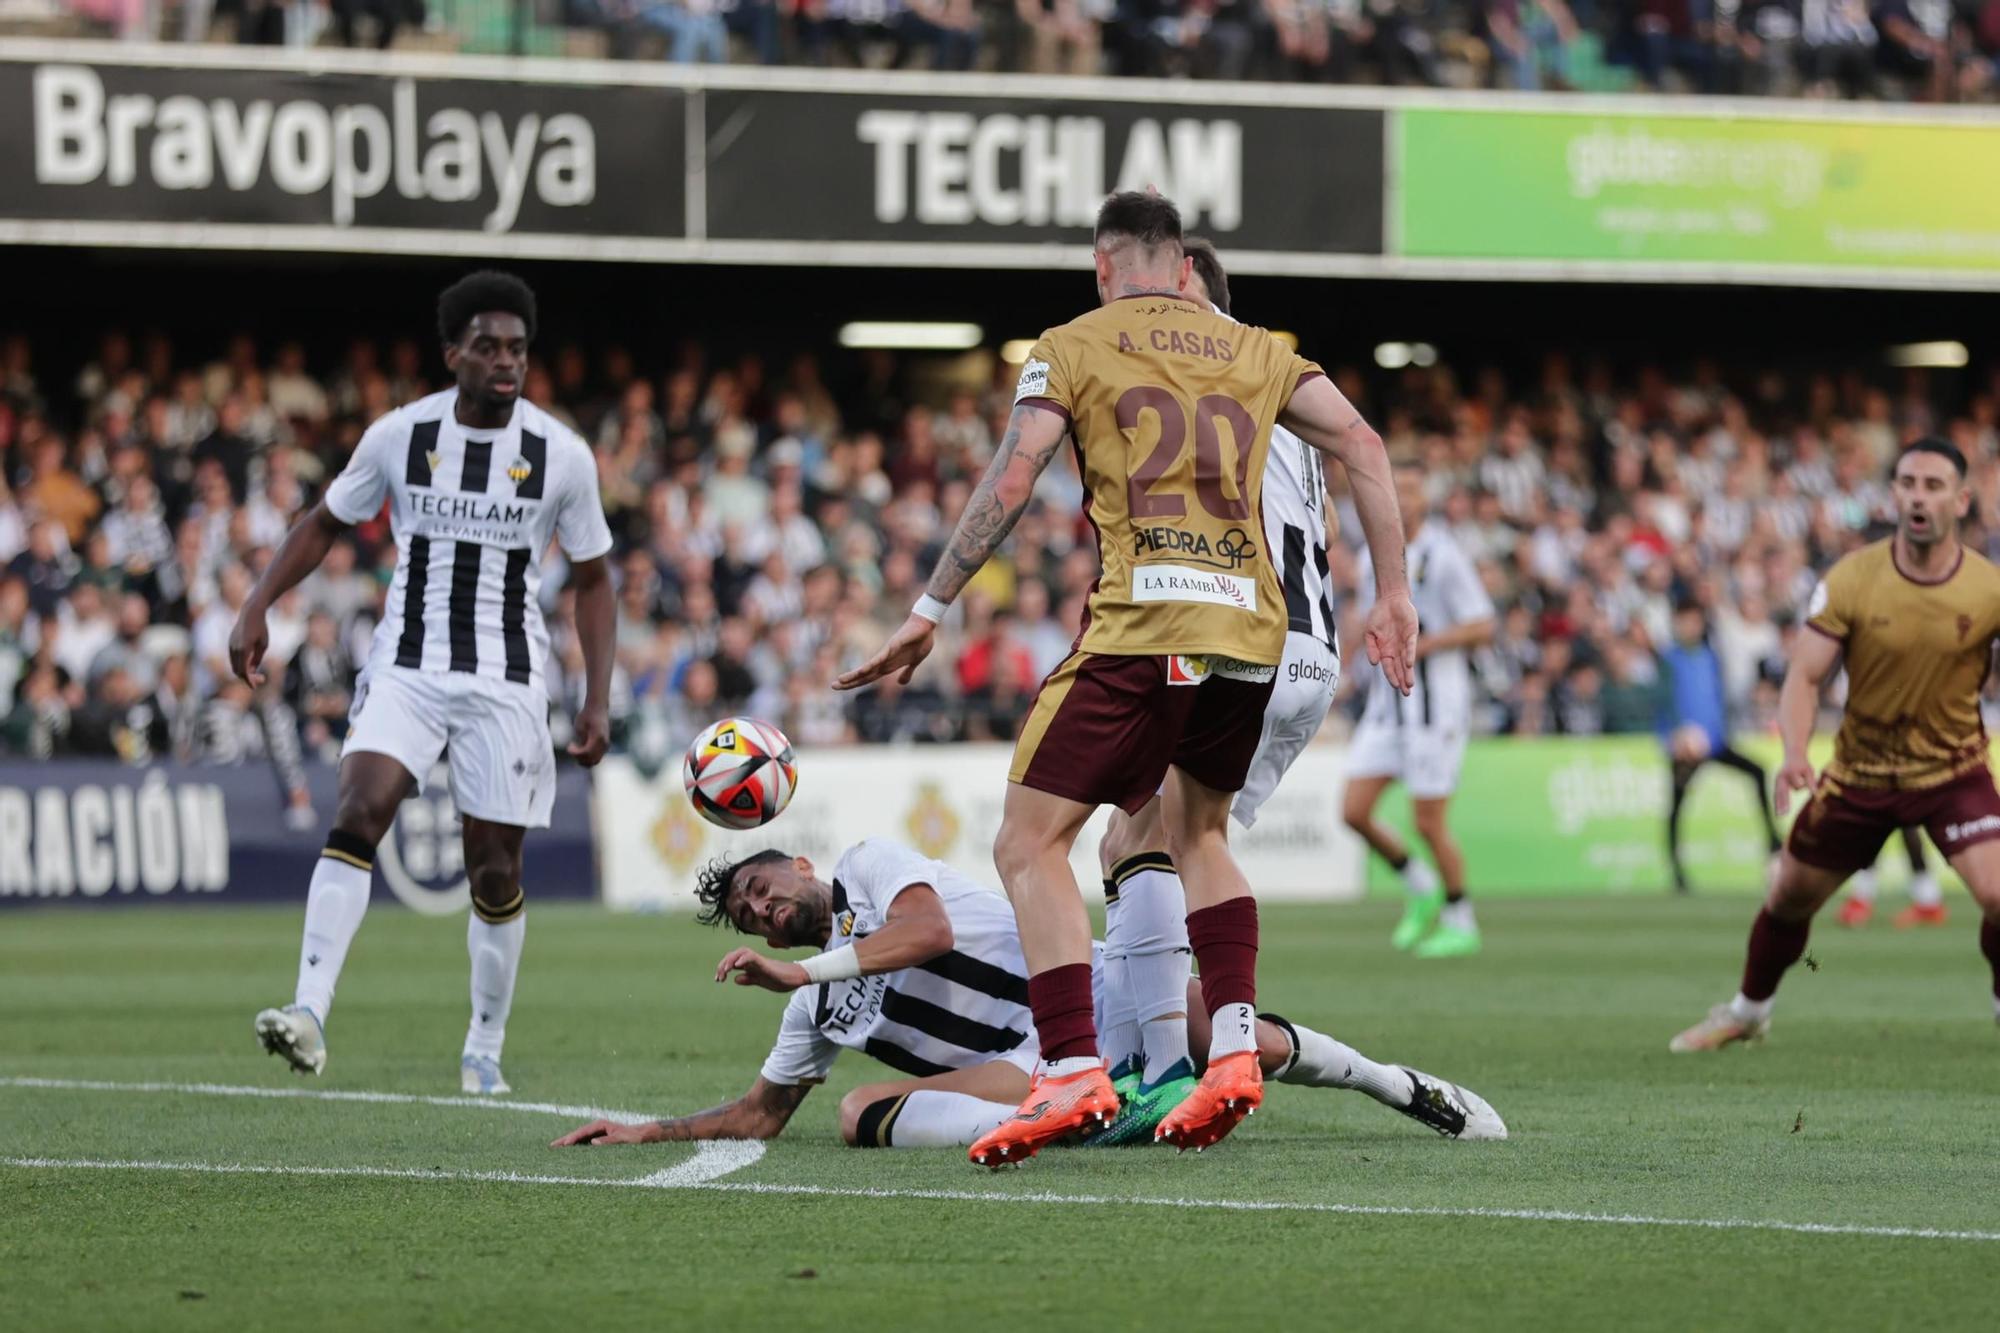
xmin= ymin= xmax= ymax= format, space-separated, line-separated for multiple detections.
xmin=0 ymin=760 xmax=597 ymax=911
xmin=702 ymin=89 xmax=1384 ymax=256
xmin=0 ymin=57 xmax=683 ymax=239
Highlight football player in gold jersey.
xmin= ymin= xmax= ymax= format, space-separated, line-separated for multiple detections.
xmin=838 ymin=191 xmax=1419 ymax=1163
xmin=1673 ymin=439 xmax=2000 ymax=1051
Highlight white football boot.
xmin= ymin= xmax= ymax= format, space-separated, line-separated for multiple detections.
xmin=461 ymin=1054 xmax=511 ymax=1095
xmin=1398 ymin=1067 xmax=1508 ymax=1140
xmin=255 ymin=1004 xmax=327 ymax=1075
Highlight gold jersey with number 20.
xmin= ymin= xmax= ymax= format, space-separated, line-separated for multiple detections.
xmin=1015 ymin=293 xmax=1326 ymax=667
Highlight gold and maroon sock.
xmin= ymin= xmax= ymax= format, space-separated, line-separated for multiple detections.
xmin=1027 ymin=963 xmax=1098 ymax=1066
xmin=1189 ymin=896 xmax=1260 ymax=1059
xmin=1740 ymin=908 xmax=1810 ymax=1002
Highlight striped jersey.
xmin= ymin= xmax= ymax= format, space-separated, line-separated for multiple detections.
xmin=1356 ymin=521 xmax=1492 ymax=730
xmin=760 ymin=839 xmax=1033 ymax=1084
xmin=1263 ymin=423 xmax=1336 ymax=652
xmin=324 ymin=390 xmax=611 ymax=692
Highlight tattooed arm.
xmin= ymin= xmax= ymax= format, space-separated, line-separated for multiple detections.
xmin=1280 ymin=376 xmax=1418 ymax=694
xmin=834 ymin=403 xmax=1070 ymax=691
xmin=550 ymin=1078 xmax=810 ymax=1146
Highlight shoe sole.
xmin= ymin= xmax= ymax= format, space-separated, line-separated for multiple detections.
xmin=254 ymin=1013 xmax=324 ymax=1076
xmin=1155 ymin=1086 xmax=1262 ymax=1153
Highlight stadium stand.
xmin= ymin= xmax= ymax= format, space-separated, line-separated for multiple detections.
xmin=12 ymin=0 xmax=2000 ymax=101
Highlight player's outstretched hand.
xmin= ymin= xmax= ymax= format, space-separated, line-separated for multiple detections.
xmin=1774 ymin=753 xmax=1816 ymax=818
xmin=833 ymin=614 xmax=936 ymax=691
xmin=1364 ymin=591 xmax=1420 ymax=695
xmin=716 ymin=947 xmax=811 ymax=992
xmin=568 ymin=702 xmax=610 ymax=767
xmin=228 ymin=604 xmax=270 ymax=688
xmin=550 ymin=1118 xmax=656 ymax=1148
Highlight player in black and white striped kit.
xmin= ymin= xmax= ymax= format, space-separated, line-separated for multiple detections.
xmin=1345 ymin=461 xmax=1496 ymax=959
xmin=233 ymin=273 xmax=616 ymax=1093
xmin=550 ymin=837 xmax=1502 ymax=1151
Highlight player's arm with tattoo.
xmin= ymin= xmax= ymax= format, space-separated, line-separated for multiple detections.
xmin=1280 ymin=376 xmax=1419 ymax=693
xmin=834 ymin=403 xmax=1070 ymax=690
xmin=550 ymin=1078 xmax=810 ymax=1146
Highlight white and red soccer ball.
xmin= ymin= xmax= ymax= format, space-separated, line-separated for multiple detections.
xmin=683 ymin=716 xmax=798 ymax=830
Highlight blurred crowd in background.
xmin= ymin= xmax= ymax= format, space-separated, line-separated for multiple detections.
xmin=1 ymin=325 xmax=1998 ymax=787
xmin=30 ymin=0 xmax=2000 ymax=101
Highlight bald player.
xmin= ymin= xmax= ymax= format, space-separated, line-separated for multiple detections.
xmin=1672 ymin=439 xmax=2000 ymax=1052
xmin=838 ymin=191 xmax=1418 ymax=1166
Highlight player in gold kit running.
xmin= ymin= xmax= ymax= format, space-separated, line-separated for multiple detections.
xmin=1672 ymin=440 xmax=2000 ymax=1051
xmin=838 ymin=192 xmax=1418 ymax=1165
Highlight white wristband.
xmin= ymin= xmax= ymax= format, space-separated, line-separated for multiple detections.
xmin=798 ymin=945 xmax=862 ymax=985
xmin=911 ymin=594 xmax=950 ymax=625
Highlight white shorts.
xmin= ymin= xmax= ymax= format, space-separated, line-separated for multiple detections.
xmin=1232 ymin=632 xmax=1339 ymax=828
xmin=1345 ymin=714 xmax=1469 ymax=801
xmin=343 ymin=663 xmax=557 ymax=829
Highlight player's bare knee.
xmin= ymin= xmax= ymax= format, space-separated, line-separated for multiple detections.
xmin=992 ymin=821 xmax=1040 ymax=887
xmin=330 ymin=791 xmax=397 ymax=848
xmin=837 ymin=1088 xmax=870 ymax=1146
xmin=467 ymin=863 xmax=524 ymax=923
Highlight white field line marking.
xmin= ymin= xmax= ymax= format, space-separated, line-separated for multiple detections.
xmin=5 ymin=1154 xmax=2000 ymax=1245
xmin=0 ymin=1075 xmax=765 ymax=1186
xmin=6 ymin=1078 xmax=1996 ymax=1244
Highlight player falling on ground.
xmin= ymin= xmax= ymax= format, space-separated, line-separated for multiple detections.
xmin=1671 ymin=440 xmax=2000 ymax=1052
xmin=1088 ymin=238 xmax=1352 ymax=1141
xmin=837 ymin=191 xmax=1418 ymax=1166
xmin=549 ymin=840 xmax=1503 ymax=1151
xmin=1838 ymin=828 xmax=1947 ymax=927
xmin=1341 ymin=461 xmax=1495 ymax=958
xmin=234 ymin=272 xmax=616 ymax=1092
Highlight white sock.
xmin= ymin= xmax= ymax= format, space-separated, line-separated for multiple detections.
xmin=293 ymin=848 xmax=373 ymax=1023
xmin=1041 ymin=1055 xmax=1103 ymax=1079
xmin=1848 ymin=867 xmax=1879 ymax=903
xmin=1402 ymin=858 xmax=1440 ymax=896
xmin=1098 ymin=890 xmax=1142 ymax=1073
xmin=1273 ymin=1019 xmax=1412 ymax=1108
xmin=1440 ymin=899 xmax=1476 ymax=931
xmin=464 ymin=911 xmax=526 ymax=1061
xmin=871 ymin=1090 xmax=1016 ymax=1148
xmin=1729 ymin=991 xmax=1774 ymax=1023
xmin=1141 ymin=1019 xmax=1190 ymax=1080
xmin=1116 ymin=865 xmax=1193 ymax=1079
xmin=1909 ymin=872 xmax=1943 ymax=909
xmin=1208 ymin=1001 xmax=1258 ymax=1059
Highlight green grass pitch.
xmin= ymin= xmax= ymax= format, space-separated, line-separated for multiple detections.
xmin=5 ymin=896 xmax=1999 ymax=1331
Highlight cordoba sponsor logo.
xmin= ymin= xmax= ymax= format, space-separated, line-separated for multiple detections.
xmin=1132 ymin=564 xmax=1257 ymax=611
xmin=31 ymin=64 xmax=596 ymax=231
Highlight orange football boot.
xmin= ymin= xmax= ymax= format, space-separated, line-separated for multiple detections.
xmin=1893 ymin=903 xmax=1948 ymax=928
xmin=1154 ymin=1050 xmax=1263 ymax=1152
xmin=1836 ymin=897 xmax=1873 ymax=928
xmin=968 ymin=1064 xmax=1119 ymax=1169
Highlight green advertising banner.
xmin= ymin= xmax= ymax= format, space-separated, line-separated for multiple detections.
xmin=1396 ymin=107 xmax=2000 ymax=277
xmin=1364 ymin=736 xmax=1959 ymax=897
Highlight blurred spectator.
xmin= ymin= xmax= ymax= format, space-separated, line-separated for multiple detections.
xmin=1018 ymin=0 xmax=1105 ymax=72
xmin=1657 ymin=601 xmax=1781 ymax=892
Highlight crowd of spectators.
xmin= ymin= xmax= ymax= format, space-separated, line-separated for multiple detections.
xmin=46 ymin=0 xmax=2000 ymax=101
xmin=1 ymin=323 xmax=1997 ymax=784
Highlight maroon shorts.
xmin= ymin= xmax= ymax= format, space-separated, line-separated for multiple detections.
xmin=1786 ymin=764 xmax=2000 ymax=875
xmin=1008 ymin=652 xmax=1278 ymax=815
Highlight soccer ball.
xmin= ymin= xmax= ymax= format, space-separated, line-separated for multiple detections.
xmin=683 ymin=717 xmax=798 ymax=830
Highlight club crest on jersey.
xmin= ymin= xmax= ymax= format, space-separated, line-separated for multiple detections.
xmin=507 ymin=454 xmax=534 ymax=486
xmin=838 ymin=911 xmax=857 ymax=938
xmin=1167 ymin=655 xmax=1211 ymax=686
xmin=1959 ymin=614 xmax=1974 ymax=643
xmin=425 ymin=449 xmax=442 ymax=475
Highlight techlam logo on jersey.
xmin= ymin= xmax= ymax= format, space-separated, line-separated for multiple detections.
xmin=1133 ymin=564 xmax=1258 ymax=612
xmin=31 ymin=64 xmax=596 ymax=231
xmin=857 ymin=110 xmax=1241 ymax=230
